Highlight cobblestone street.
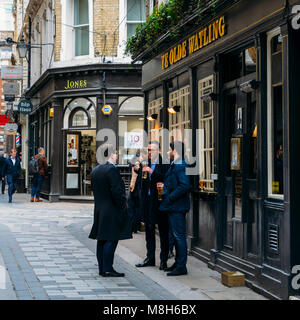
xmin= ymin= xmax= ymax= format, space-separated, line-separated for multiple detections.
xmin=0 ymin=193 xmax=267 ymax=300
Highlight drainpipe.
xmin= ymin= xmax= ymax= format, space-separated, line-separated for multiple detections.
xmin=27 ymin=17 xmax=31 ymax=89
xmin=102 ymin=71 xmax=106 ymax=105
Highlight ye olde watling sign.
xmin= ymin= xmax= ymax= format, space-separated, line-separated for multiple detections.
xmin=18 ymin=99 xmax=33 ymax=114
xmin=161 ymin=16 xmax=226 ymax=70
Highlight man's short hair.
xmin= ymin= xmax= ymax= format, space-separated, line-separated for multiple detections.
xmin=170 ymin=141 xmax=185 ymax=158
xmin=10 ymin=148 xmax=16 ymax=153
xmin=149 ymin=140 xmax=160 ymax=149
xmin=38 ymin=147 xmax=44 ymax=153
xmin=100 ymin=143 xmax=116 ymax=158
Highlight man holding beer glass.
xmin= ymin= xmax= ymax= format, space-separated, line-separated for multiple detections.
xmin=135 ymin=141 xmax=170 ymax=271
xmin=159 ymin=141 xmax=190 ymax=276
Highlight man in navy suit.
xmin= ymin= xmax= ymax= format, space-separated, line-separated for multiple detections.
xmin=0 ymin=152 xmax=7 ymax=194
xmin=2 ymin=149 xmax=21 ymax=203
xmin=89 ymin=143 xmax=132 ymax=277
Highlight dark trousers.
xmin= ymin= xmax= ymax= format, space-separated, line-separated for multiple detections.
xmin=7 ymin=175 xmax=17 ymax=202
xmin=128 ymin=192 xmax=142 ymax=232
xmin=31 ymin=174 xmax=44 ymax=198
xmin=1 ymin=177 xmax=5 ymax=194
xmin=145 ymin=213 xmax=169 ymax=264
xmin=96 ymin=240 xmax=118 ymax=273
xmin=168 ymin=212 xmax=187 ymax=270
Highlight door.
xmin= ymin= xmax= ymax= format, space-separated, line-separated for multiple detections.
xmin=222 ymin=76 xmax=259 ymax=261
xmin=64 ymin=131 xmax=81 ymax=195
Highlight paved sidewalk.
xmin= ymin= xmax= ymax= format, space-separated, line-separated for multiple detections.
xmin=0 ymin=193 xmax=267 ymax=300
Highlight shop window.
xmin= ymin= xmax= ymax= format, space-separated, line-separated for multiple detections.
xmin=118 ymin=96 xmax=144 ymax=164
xmin=74 ymin=0 xmax=89 ymax=56
xmin=127 ymin=0 xmax=146 ymax=38
xmin=63 ymin=97 xmax=96 ymax=129
xmin=223 ymin=45 xmax=257 ymax=82
xmin=267 ymin=29 xmax=283 ymax=198
xmin=169 ymin=86 xmax=190 ymax=141
xmin=198 ymin=76 xmax=215 ymax=192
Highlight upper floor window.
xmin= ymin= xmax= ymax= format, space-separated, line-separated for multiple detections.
xmin=74 ymin=0 xmax=89 ymax=56
xmin=127 ymin=0 xmax=146 ymax=38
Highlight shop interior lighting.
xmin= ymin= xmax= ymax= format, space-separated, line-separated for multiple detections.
xmin=239 ymin=80 xmax=259 ymax=93
xmin=146 ymin=114 xmax=158 ymax=121
xmin=201 ymin=92 xmax=218 ymax=103
xmin=167 ymin=106 xmax=181 ymax=114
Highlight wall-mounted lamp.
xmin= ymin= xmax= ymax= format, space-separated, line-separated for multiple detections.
xmin=167 ymin=106 xmax=180 ymax=114
xmin=239 ymin=80 xmax=259 ymax=93
xmin=146 ymin=114 xmax=158 ymax=121
xmin=201 ymin=92 xmax=218 ymax=103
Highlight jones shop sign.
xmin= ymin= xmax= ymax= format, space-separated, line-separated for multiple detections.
xmin=18 ymin=100 xmax=33 ymax=114
xmin=161 ymin=16 xmax=226 ymax=70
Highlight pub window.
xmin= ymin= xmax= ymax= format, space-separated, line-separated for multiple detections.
xmin=74 ymin=0 xmax=89 ymax=56
xmin=198 ymin=76 xmax=215 ymax=192
xmin=42 ymin=108 xmax=52 ymax=164
xmin=169 ymin=86 xmax=190 ymax=141
xmin=70 ymin=108 xmax=89 ymax=127
xmin=148 ymin=97 xmax=163 ymax=141
xmin=267 ymin=29 xmax=284 ymax=198
xmin=126 ymin=0 xmax=146 ymax=38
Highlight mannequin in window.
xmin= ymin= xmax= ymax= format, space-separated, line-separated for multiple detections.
xmin=274 ymin=144 xmax=283 ymax=194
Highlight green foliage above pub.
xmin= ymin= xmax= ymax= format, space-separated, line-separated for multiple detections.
xmin=125 ymin=0 xmax=221 ymax=59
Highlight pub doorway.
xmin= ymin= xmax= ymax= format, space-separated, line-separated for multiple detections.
xmin=221 ymin=44 xmax=259 ymax=263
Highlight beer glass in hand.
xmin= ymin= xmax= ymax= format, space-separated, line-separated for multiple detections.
xmin=142 ymin=161 xmax=148 ymax=179
xmin=157 ymin=182 xmax=164 ymax=201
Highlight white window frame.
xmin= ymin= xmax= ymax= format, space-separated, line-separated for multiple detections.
xmin=126 ymin=0 xmax=146 ymax=39
xmin=267 ymin=27 xmax=284 ymax=200
xmin=198 ymin=76 xmax=215 ymax=192
xmin=61 ymin=0 xmax=94 ymax=60
xmin=169 ymin=86 xmax=190 ymax=141
xmin=148 ymin=97 xmax=163 ymax=141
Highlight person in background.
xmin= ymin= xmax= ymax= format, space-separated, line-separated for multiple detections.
xmin=128 ymin=148 xmax=147 ymax=233
xmin=2 ymin=149 xmax=21 ymax=203
xmin=89 ymin=144 xmax=132 ymax=277
xmin=30 ymin=147 xmax=48 ymax=202
xmin=160 ymin=141 xmax=191 ymax=276
xmin=0 ymin=152 xmax=6 ymax=194
xmin=135 ymin=141 xmax=170 ymax=271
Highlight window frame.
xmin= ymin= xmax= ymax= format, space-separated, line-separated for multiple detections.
xmin=198 ymin=75 xmax=215 ymax=192
xmin=267 ymin=27 xmax=284 ymax=200
xmin=126 ymin=0 xmax=146 ymax=39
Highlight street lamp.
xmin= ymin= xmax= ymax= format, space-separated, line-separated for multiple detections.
xmin=16 ymin=36 xmax=28 ymax=59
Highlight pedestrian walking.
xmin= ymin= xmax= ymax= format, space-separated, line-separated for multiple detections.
xmin=29 ymin=147 xmax=48 ymax=202
xmin=159 ymin=141 xmax=191 ymax=276
xmin=135 ymin=140 xmax=170 ymax=271
xmin=0 ymin=152 xmax=7 ymax=194
xmin=89 ymin=144 xmax=132 ymax=277
xmin=2 ymin=149 xmax=21 ymax=203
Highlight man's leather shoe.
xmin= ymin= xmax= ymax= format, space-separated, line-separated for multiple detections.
xmin=164 ymin=263 xmax=177 ymax=272
xmin=135 ymin=258 xmax=155 ymax=267
xmin=167 ymin=268 xmax=187 ymax=276
xmin=100 ymin=271 xmax=125 ymax=277
xmin=159 ymin=262 xmax=167 ymax=270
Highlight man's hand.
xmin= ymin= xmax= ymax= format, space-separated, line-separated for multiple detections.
xmin=142 ymin=166 xmax=153 ymax=174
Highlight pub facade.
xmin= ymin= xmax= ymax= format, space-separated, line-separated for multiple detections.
xmin=135 ymin=0 xmax=300 ymax=299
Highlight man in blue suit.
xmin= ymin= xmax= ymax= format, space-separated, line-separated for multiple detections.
xmin=0 ymin=152 xmax=6 ymax=194
xmin=2 ymin=149 xmax=21 ymax=203
xmin=160 ymin=141 xmax=191 ymax=276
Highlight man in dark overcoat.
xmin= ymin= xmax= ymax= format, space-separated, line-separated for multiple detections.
xmin=135 ymin=141 xmax=170 ymax=270
xmin=89 ymin=144 xmax=132 ymax=277
xmin=2 ymin=149 xmax=21 ymax=203
xmin=0 ymin=152 xmax=6 ymax=194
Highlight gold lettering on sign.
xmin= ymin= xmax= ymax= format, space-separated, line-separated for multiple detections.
xmin=64 ymin=80 xmax=88 ymax=90
xmin=161 ymin=16 xmax=226 ymax=70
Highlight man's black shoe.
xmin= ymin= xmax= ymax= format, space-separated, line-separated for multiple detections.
xmin=8 ymin=200 xmax=12 ymax=203
xmin=164 ymin=263 xmax=177 ymax=272
xmin=167 ymin=268 xmax=187 ymax=276
xmin=159 ymin=262 xmax=167 ymax=270
xmin=100 ymin=271 xmax=125 ymax=277
xmin=135 ymin=258 xmax=155 ymax=267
